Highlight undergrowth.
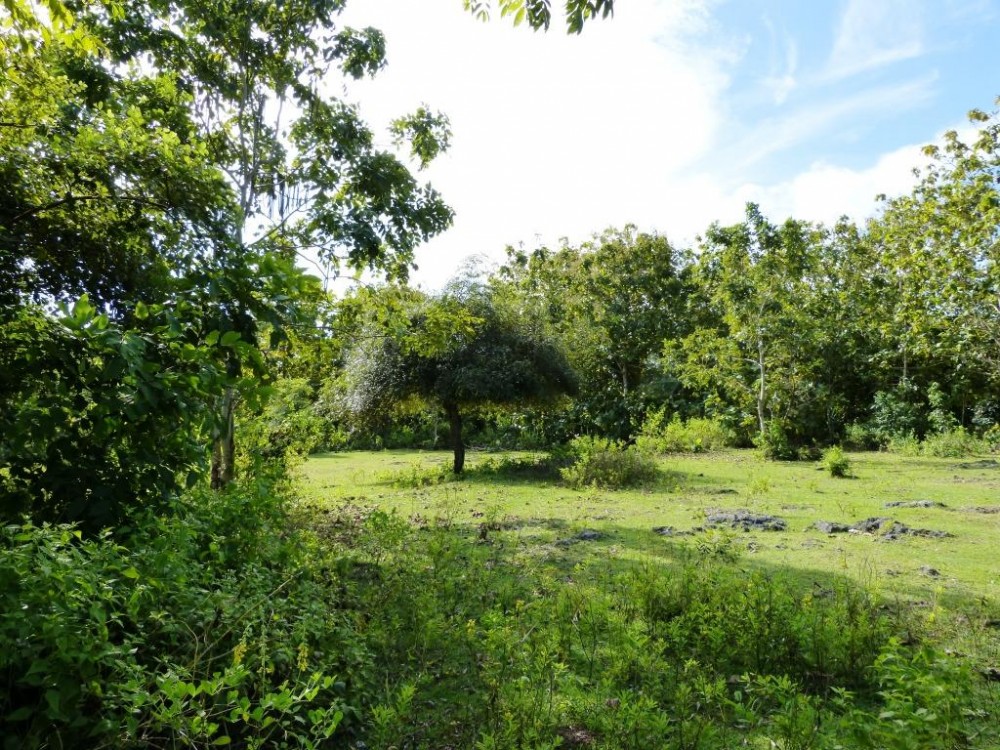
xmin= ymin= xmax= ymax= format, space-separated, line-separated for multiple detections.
xmin=303 ymin=503 xmax=995 ymax=750
xmin=560 ymin=436 xmax=660 ymax=489
xmin=3 ymin=475 xmax=996 ymax=748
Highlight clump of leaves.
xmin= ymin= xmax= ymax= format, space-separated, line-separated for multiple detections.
xmin=559 ymin=436 xmax=659 ymax=489
xmin=636 ymin=411 xmax=737 ymax=454
xmin=0 ymin=478 xmax=370 ymax=748
xmin=822 ymin=445 xmax=851 ymax=477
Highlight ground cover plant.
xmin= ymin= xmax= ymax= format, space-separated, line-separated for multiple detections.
xmin=295 ymin=448 xmax=1000 ymax=748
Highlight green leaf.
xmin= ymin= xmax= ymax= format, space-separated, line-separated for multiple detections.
xmin=122 ymin=566 xmax=140 ymax=580
xmin=220 ymin=331 xmax=241 ymax=347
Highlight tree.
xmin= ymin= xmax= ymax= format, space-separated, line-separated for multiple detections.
xmin=346 ymin=287 xmax=576 ymax=473
xmin=870 ymin=103 xmax=1000 ymax=400
xmin=1 ymin=0 xmax=456 ymax=515
xmin=495 ymin=227 xmax=689 ymax=440
xmin=670 ymin=205 xmax=826 ymax=451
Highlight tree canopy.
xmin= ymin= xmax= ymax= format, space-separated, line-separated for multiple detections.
xmin=345 ymin=285 xmax=576 ymax=472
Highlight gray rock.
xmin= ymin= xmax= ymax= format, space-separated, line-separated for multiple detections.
xmin=919 ymin=565 xmax=941 ymax=577
xmin=813 ymin=521 xmax=850 ymax=533
xmin=850 ymin=517 xmax=894 ymax=534
xmin=885 ymin=500 xmax=947 ymax=509
xmin=850 ymin=517 xmax=953 ymax=540
xmin=706 ymin=510 xmax=786 ymax=532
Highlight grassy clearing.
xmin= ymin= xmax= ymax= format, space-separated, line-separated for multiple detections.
xmin=299 ymin=449 xmax=1000 ymax=604
xmin=296 ymin=449 xmax=1000 ymax=748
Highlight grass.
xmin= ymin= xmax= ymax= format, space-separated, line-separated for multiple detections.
xmin=299 ymin=449 xmax=1000 ymax=605
xmin=295 ymin=448 xmax=1000 ymax=748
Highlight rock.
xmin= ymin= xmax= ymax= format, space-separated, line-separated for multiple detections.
xmin=813 ymin=521 xmax=850 ymax=533
xmin=557 ymin=727 xmax=596 ymax=747
xmin=850 ymin=517 xmax=893 ymax=534
xmin=907 ymin=528 xmax=953 ymax=539
xmin=707 ymin=488 xmax=738 ymax=495
xmin=557 ymin=529 xmax=603 ymax=546
xmin=981 ymin=668 xmax=1000 ymax=682
xmin=966 ymin=506 xmax=1000 ymax=514
xmin=885 ymin=500 xmax=947 ymax=509
xmin=849 ymin=517 xmax=953 ymax=540
xmin=653 ymin=526 xmax=678 ymax=537
xmin=919 ymin=565 xmax=941 ymax=577
xmin=705 ymin=510 xmax=786 ymax=532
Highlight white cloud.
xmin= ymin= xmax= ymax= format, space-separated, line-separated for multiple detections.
xmin=825 ymin=0 xmax=924 ymax=80
xmin=311 ymin=1 xmax=977 ymax=290
xmin=761 ymin=17 xmax=797 ymax=105
xmin=333 ymin=0 xmax=738 ymax=287
xmin=720 ymin=74 xmax=937 ymax=171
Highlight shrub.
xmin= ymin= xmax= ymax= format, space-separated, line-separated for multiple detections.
xmin=757 ymin=422 xmax=798 ymax=461
xmin=920 ymin=427 xmax=989 ymax=458
xmin=822 ymin=446 xmax=851 ymax=477
xmin=0 ymin=479 xmax=372 ymax=748
xmin=636 ymin=411 xmax=736 ymax=454
xmin=560 ymin=436 xmax=659 ymax=489
xmin=886 ymin=432 xmax=921 ymax=456
xmin=887 ymin=428 xmax=990 ymax=458
xmin=843 ymin=422 xmax=880 ymax=450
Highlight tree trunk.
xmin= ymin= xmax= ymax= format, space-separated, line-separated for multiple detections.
xmin=445 ymin=401 xmax=465 ymax=474
xmin=211 ymin=387 xmax=237 ymax=490
xmin=756 ymin=336 xmax=767 ymax=439
xmin=211 ymin=351 xmax=241 ymax=490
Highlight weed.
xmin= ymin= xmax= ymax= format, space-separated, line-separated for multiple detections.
xmin=822 ymin=445 xmax=852 ymax=477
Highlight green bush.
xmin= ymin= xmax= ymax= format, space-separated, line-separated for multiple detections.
xmin=0 ymin=478 xmax=371 ymax=748
xmin=843 ymin=422 xmax=880 ymax=450
xmin=886 ymin=432 xmax=922 ymax=456
xmin=560 ymin=436 xmax=660 ymax=489
xmin=239 ymin=377 xmax=328 ymax=466
xmin=886 ymin=428 xmax=990 ymax=458
xmin=822 ymin=445 xmax=851 ymax=477
xmin=636 ymin=411 xmax=736 ymax=454
xmin=757 ymin=422 xmax=799 ymax=460
xmin=921 ymin=427 xmax=990 ymax=458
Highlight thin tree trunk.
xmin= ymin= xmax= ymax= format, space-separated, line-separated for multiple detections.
xmin=211 ymin=355 xmax=241 ymax=490
xmin=445 ymin=401 xmax=465 ymax=474
xmin=211 ymin=387 xmax=237 ymax=490
xmin=757 ymin=336 xmax=767 ymax=439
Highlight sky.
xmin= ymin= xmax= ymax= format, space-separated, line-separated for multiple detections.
xmin=335 ymin=0 xmax=1000 ymax=289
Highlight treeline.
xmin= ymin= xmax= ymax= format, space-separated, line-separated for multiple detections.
xmin=272 ymin=113 xmax=1000 ymax=461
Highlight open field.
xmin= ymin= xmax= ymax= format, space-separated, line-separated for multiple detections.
xmin=295 ymin=449 xmax=1000 ymax=748
xmin=299 ymin=449 xmax=1000 ymax=609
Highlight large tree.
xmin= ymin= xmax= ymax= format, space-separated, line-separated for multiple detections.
xmin=0 ymin=0 xmax=457 ymax=522
xmin=346 ymin=287 xmax=576 ymax=473
xmin=495 ymin=227 xmax=690 ymax=440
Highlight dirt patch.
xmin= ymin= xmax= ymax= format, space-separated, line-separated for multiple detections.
xmin=956 ymin=459 xmax=999 ymax=470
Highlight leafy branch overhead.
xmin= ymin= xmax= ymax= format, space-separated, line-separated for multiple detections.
xmin=463 ymin=0 xmax=614 ymax=32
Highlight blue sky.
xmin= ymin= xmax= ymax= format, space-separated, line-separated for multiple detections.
xmin=336 ymin=0 xmax=1000 ymax=287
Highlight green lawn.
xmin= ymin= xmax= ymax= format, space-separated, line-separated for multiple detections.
xmin=295 ymin=448 xmax=1000 ymax=748
xmin=299 ymin=449 xmax=999 ymax=604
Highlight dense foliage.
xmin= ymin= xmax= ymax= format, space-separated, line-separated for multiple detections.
xmin=2 ymin=0 xmax=999 ymax=745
